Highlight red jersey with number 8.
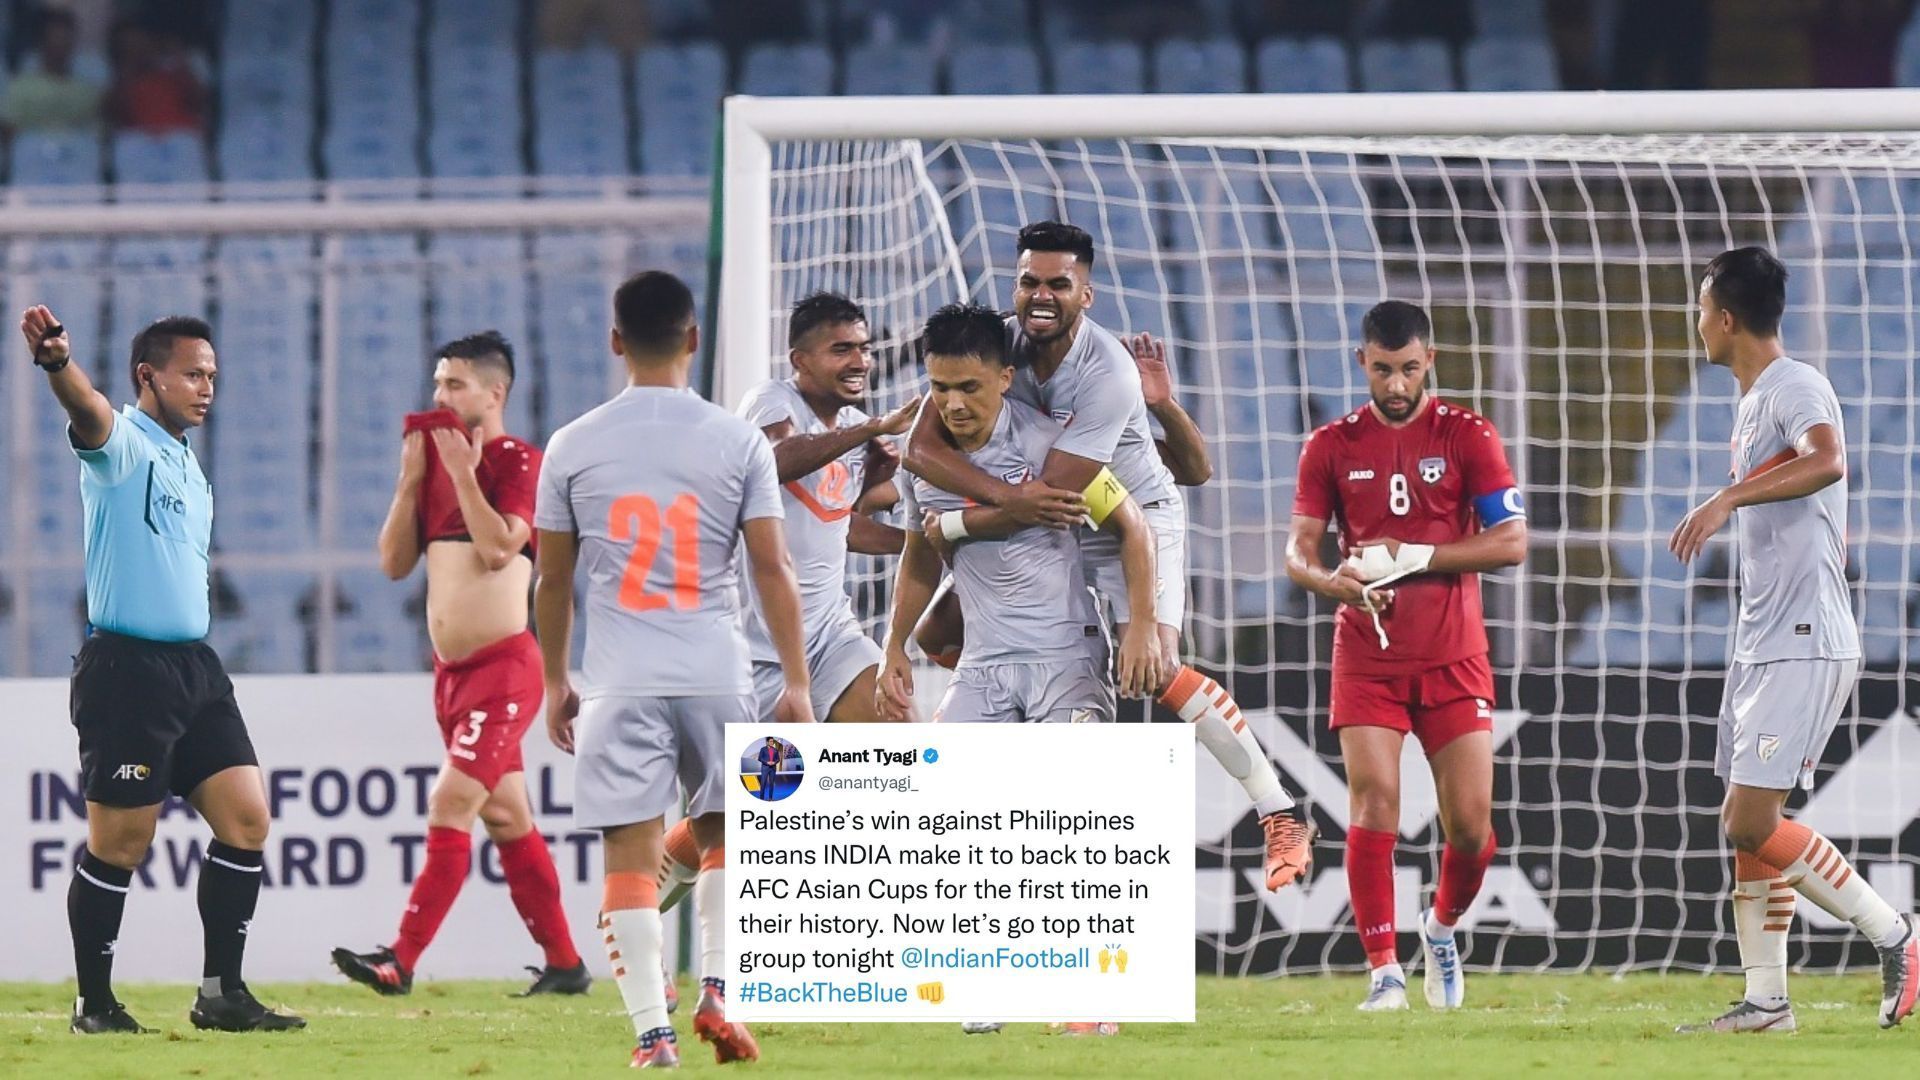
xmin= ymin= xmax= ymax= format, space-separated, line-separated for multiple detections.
xmin=1292 ymin=400 xmax=1518 ymax=676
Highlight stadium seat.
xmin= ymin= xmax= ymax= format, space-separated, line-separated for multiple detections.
xmin=1897 ymin=15 xmax=1920 ymax=87
xmin=1052 ymin=42 xmax=1146 ymax=95
xmin=740 ymin=44 xmax=835 ymax=97
xmin=1471 ymin=0 xmax=1549 ymax=38
xmin=428 ymin=233 xmax=537 ymax=437
xmin=1154 ymin=39 xmax=1247 ymax=94
xmin=218 ymin=113 xmax=316 ymax=182
xmin=429 ymin=0 xmax=516 ymax=49
xmin=634 ymin=42 xmax=726 ymax=176
xmin=9 ymin=131 xmax=103 ymax=187
xmin=107 ymin=238 xmax=211 ymax=366
xmin=1358 ymin=39 xmax=1456 ymax=93
xmin=26 ymin=576 xmax=88 ymax=677
xmin=843 ymin=41 xmax=938 ymax=95
xmin=332 ymin=569 xmax=429 ymax=673
xmin=535 ymin=233 xmax=623 ymax=438
xmin=209 ymin=571 xmax=313 ymax=674
xmin=225 ymin=0 xmax=317 ymax=53
xmin=111 ymin=132 xmax=210 ymax=190
xmin=947 ymin=44 xmax=1043 ymax=95
xmin=1256 ymin=37 xmax=1352 ymax=94
xmin=534 ymin=47 xmax=630 ymax=177
xmin=1461 ymin=37 xmax=1559 ymax=91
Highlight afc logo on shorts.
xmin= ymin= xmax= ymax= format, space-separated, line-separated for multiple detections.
xmin=111 ymin=763 xmax=152 ymax=781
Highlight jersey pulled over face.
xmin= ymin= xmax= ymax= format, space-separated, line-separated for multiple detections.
xmin=1729 ymin=357 xmax=1859 ymax=664
xmin=418 ymin=432 xmax=541 ymax=556
xmin=903 ymin=398 xmax=1099 ymax=667
xmin=1293 ymin=400 xmax=1518 ymax=676
xmin=735 ymin=377 xmax=871 ymax=660
xmin=1004 ymin=313 xmax=1177 ymax=508
xmin=535 ymin=386 xmax=785 ymax=698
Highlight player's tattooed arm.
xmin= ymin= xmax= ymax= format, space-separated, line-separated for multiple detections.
xmin=23 ymin=305 xmax=115 ymax=450
xmin=376 ymin=431 xmax=427 ymax=579
xmin=760 ymin=397 xmax=918 ymax=484
xmin=533 ymin=529 xmax=581 ymax=753
xmin=1670 ymin=422 xmax=1844 ymax=564
xmin=877 ymin=529 xmax=945 ymax=721
xmin=904 ymin=401 xmax=1084 ymax=528
xmin=1130 ymin=332 xmax=1213 ymax=486
xmin=1284 ymin=513 xmax=1390 ymax=609
xmin=743 ymin=517 xmax=815 ymax=723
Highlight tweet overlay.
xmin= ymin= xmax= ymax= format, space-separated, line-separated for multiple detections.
xmin=725 ymin=723 xmax=1195 ymax=1024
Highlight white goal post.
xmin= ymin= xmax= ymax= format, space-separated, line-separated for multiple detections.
xmin=714 ymin=88 xmax=1920 ymax=976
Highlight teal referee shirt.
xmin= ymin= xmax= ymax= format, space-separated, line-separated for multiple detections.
xmin=71 ymin=404 xmax=213 ymax=641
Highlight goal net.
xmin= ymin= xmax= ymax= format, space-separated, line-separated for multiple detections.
xmin=720 ymin=94 xmax=1920 ymax=975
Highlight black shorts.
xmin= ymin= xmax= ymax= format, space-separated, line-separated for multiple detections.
xmin=70 ymin=631 xmax=259 ymax=807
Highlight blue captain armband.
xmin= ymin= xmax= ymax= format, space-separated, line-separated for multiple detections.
xmin=1473 ymin=486 xmax=1527 ymax=527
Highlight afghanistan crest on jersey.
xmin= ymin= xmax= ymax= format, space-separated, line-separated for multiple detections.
xmin=1419 ymin=456 xmax=1447 ymax=483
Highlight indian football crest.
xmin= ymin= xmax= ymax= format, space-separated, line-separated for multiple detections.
xmin=1001 ymin=465 xmax=1034 ymax=484
xmin=1050 ymin=409 xmax=1075 ymax=426
xmin=1419 ymin=456 xmax=1447 ymax=484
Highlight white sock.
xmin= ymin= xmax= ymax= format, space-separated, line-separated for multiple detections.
xmin=1166 ymin=668 xmax=1295 ymax=815
xmin=1423 ymin=909 xmax=1453 ymax=942
xmin=1733 ymin=872 xmax=1794 ymax=1009
xmin=696 ymin=867 xmax=726 ymax=994
xmin=1371 ymin=961 xmax=1406 ymax=987
xmin=1765 ymin=825 xmax=1907 ymax=950
xmin=602 ymin=906 xmax=671 ymax=1040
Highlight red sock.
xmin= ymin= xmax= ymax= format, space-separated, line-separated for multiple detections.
xmin=393 ymin=825 xmax=471 ymax=971
xmin=497 ymin=830 xmax=581 ymax=969
xmin=1346 ymin=826 xmax=1399 ymax=968
xmin=1433 ymin=838 xmax=1497 ymax=928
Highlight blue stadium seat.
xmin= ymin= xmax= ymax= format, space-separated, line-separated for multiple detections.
xmin=947 ymin=44 xmax=1043 ymax=95
xmin=534 ymin=46 xmax=629 ymax=176
xmin=634 ymin=43 xmax=726 ymax=176
xmin=332 ymin=570 xmax=428 ymax=672
xmin=27 ymin=576 xmax=88 ymax=677
xmin=1461 ymin=37 xmax=1559 ymax=91
xmin=1358 ymin=40 xmax=1456 ymax=92
xmin=741 ymin=44 xmax=835 ymax=96
xmin=843 ymin=42 xmax=938 ymax=95
xmin=1256 ymin=38 xmax=1352 ymax=93
xmin=1471 ymin=0 xmax=1548 ymax=37
xmin=9 ymin=131 xmax=103 ymax=187
xmin=429 ymin=0 xmax=516 ymax=48
xmin=428 ymin=45 xmax=524 ymax=178
xmin=209 ymin=572 xmax=312 ymax=674
xmin=225 ymin=0 xmax=317 ymax=53
xmin=428 ymin=233 xmax=536 ymax=437
xmin=1897 ymin=16 xmax=1920 ymax=87
xmin=1154 ymin=39 xmax=1246 ymax=94
xmin=1052 ymin=42 xmax=1145 ymax=94
xmin=108 ymin=238 xmax=210 ymax=363
xmin=111 ymin=132 xmax=210 ymax=190
xmin=219 ymin=113 xmax=316 ymax=182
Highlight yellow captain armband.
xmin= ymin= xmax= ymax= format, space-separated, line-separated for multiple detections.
xmin=1082 ymin=467 xmax=1129 ymax=529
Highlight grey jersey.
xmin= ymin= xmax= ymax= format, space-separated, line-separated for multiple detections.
xmin=1729 ymin=357 xmax=1860 ymax=663
xmin=535 ymin=386 xmax=785 ymax=697
xmin=1006 ymin=314 xmax=1178 ymax=508
xmin=735 ymin=377 xmax=869 ymax=661
xmin=902 ymin=399 xmax=1100 ymax=668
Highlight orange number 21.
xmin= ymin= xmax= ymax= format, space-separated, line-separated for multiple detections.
xmin=608 ymin=493 xmax=701 ymax=612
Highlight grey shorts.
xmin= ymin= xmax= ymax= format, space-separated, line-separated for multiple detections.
xmin=750 ymin=613 xmax=884 ymax=721
xmin=933 ymin=659 xmax=1115 ymax=723
xmin=1715 ymin=658 xmax=1859 ymax=791
xmin=1081 ymin=496 xmax=1188 ymax=629
xmin=572 ymin=693 xmax=751 ymax=829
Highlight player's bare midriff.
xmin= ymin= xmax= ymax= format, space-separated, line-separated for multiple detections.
xmin=425 ymin=540 xmax=531 ymax=662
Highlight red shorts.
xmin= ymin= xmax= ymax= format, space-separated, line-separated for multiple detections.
xmin=432 ymin=630 xmax=544 ymax=789
xmin=1329 ymin=653 xmax=1494 ymax=755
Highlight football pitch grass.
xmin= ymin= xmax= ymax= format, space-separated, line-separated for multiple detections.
xmin=1 ymin=973 xmax=1912 ymax=1078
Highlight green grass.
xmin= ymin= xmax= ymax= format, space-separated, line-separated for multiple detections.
xmin=1 ymin=974 xmax=1913 ymax=1078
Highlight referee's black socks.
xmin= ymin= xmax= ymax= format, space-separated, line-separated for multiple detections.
xmin=68 ymin=850 xmax=133 ymax=1012
xmin=198 ymin=841 xmax=265 ymax=996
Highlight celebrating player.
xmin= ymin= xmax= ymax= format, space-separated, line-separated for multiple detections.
xmin=534 ymin=271 xmax=814 ymax=1068
xmin=736 ymin=291 xmax=913 ymax=722
xmin=904 ymin=221 xmax=1313 ymax=891
xmin=26 ymin=307 xmax=303 ymax=1034
xmin=1668 ymin=247 xmax=1917 ymax=1033
xmin=331 ymin=332 xmax=585 ymax=998
xmin=879 ymin=302 xmax=1162 ymax=727
xmin=1283 ymin=300 xmax=1527 ymax=1012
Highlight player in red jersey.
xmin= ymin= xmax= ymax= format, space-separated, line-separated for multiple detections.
xmin=1283 ymin=301 xmax=1527 ymax=1013
xmin=331 ymin=332 xmax=586 ymax=997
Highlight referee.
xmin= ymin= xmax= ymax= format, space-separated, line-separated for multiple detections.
xmin=24 ymin=305 xmax=303 ymax=1035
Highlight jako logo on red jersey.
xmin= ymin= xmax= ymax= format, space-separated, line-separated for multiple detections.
xmin=1347 ymin=469 xmax=1375 ymax=481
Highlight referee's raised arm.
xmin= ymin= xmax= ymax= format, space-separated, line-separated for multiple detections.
xmin=21 ymin=304 xmax=113 ymax=449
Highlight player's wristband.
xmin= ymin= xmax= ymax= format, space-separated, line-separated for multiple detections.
xmin=938 ymin=510 xmax=969 ymax=542
xmin=1082 ymin=467 xmax=1129 ymax=529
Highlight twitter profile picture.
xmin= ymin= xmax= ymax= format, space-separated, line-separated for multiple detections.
xmin=742 ymin=736 xmax=804 ymax=801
